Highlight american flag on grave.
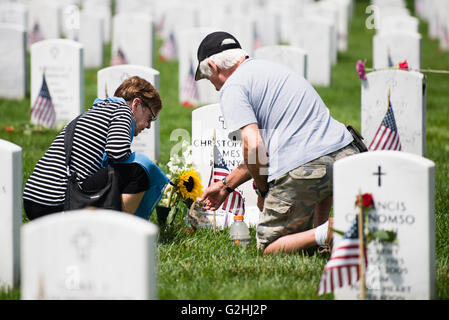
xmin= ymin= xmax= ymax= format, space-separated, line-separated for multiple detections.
xmin=317 ymin=217 xmax=367 ymax=295
xmin=208 ymin=144 xmax=245 ymax=216
xmin=368 ymin=99 xmax=402 ymax=151
xmin=181 ymin=61 xmax=199 ymax=107
xmin=253 ymin=27 xmax=263 ymax=50
xmin=110 ymin=47 xmax=128 ymax=66
xmin=159 ymin=31 xmax=177 ymax=61
xmin=387 ymin=49 xmax=394 ymax=67
xmin=28 ymin=23 xmax=44 ymax=46
xmin=30 ymin=73 xmax=56 ymax=129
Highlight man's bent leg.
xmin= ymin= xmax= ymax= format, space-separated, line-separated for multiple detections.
xmin=313 ymin=196 xmax=332 ymax=228
xmin=263 ymin=228 xmax=317 ymax=254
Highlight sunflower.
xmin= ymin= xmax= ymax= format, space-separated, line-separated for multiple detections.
xmin=177 ymin=169 xmax=203 ymax=201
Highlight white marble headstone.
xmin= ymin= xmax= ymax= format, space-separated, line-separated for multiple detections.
xmin=333 ymin=151 xmax=435 ymax=300
xmin=191 ymin=104 xmax=261 ymax=227
xmin=112 ymin=13 xmax=154 ymax=67
xmin=252 ymin=10 xmax=280 ymax=49
xmin=373 ymin=31 xmax=422 ymax=70
xmin=361 ymin=69 xmax=426 ymax=156
xmin=82 ymin=2 xmax=111 ymax=43
xmin=31 ymin=39 xmax=84 ymax=126
xmin=21 ymin=209 xmax=159 ymax=300
xmin=0 ymin=24 xmax=27 ymax=99
xmin=290 ymin=17 xmax=333 ymax=87
xmin=0 ymin=2 xmax=28 ymax=30
xmin=303 ymin=2 xmax=338 ymax=65
xmin=217 ymin=14 xmax=255 ymax=56
xmin=177 ymin=27 xmax=220 ymax=106
xmin=0 ymin=140 xmax=22 ymax=289
xmin=28 ymin=0 xmax=61 ymax=41
xmin=254 ymin=45 xmax=308 ymax=79
xmin=79 ymin=12 xmax=104 ymax=68
xmin=97 ymin=64 xmax=160 ymax=162
xmin=377 ymin=15 xmax=419 ymax=34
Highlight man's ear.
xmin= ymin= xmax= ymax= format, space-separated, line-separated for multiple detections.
xmin=207 ymin=60 xmax=219 ymax=73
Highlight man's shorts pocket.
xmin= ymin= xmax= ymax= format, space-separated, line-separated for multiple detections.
xmin=288 ymin=164 xmax=327 ymax=180
xmin=264 ymin=193 xmax=293 ymax=215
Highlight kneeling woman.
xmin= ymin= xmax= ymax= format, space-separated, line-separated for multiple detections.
xmin=23 ymin=76 xmax=167 ymax=220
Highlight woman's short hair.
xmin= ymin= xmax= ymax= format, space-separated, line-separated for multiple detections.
xmin=114 ymin=76 xmax=162 ymax=112
xmin=198 ymin=47 xmax=248 ymax=79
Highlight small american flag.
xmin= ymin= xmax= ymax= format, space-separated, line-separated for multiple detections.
xmin=253 ymin=27 xmax=262 ymax=50
xmin=181 ymin=61 xmax=199 ymax=107
xmin=317 ymin=217 xmax=367 ymax=295
xmin=159 ymin=31 xmax=177 ymax=61
xmin=387 ymin=49 xmax=394 ymax=67
xmin=208 ymin=144 xmax=245 ymax=216
xmin=28 ymin=23 xmax=44 ymax=46
xmin=368 ymin=100 xmax=402 ymax=151
xmin=30 ymin=73 xmax=56 ymax=129
xmin=110 ymin=47 xmax=128 ymax=66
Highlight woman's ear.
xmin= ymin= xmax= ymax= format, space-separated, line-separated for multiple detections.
xmin=129 ymin=98 xmax=138 ymax=113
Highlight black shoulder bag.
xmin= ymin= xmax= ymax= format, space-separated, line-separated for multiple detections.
xmin=346 ymin=125 xmax=368 ymax=153
xmin=64 ymin=115 xmax=122 ymax=211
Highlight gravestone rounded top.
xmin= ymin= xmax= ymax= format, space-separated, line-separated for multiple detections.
xmin=192 ymin=103 xmax=220 ymax=117
xmin=0 ymin=139 xmax=21 ymax=153
xmin=365 ymin=69 xmax=424 ymax=81
xmin=99 ymin=64 xmax=160 ymax=77
xmin=0 ymin=23 xmax=25 ymax=33
xmin=335 ymin=150 xmax=434 ymax=169
xmin=31 ymin=38 xmax=83 ymax=50
xmin=23 ymin=209 xmax=158 ymax=236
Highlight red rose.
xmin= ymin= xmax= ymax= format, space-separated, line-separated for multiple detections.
xmin=399 ymin=60 xmax=409 ymax=69
xmin=181 ymin=226 xmax=194 ymax=235
xmin=356 ymin=193 xmax=374 ymax=209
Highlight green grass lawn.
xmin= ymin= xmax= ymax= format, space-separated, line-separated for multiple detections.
xmin=1 ymin=0 xmax=448 ymax=300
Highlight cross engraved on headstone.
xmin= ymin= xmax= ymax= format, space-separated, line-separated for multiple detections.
xmin=50 ymin=46 xmax=59 ymax=60
xmin=373 ymin=165 xmax=386 ymax=187
xmin=120 ymin=72 xmax=130 ymax=82
xmin=71 ymin=228 xmax=93 ymax=261
xmin=218 ymin=116 xmax=226 ymax=130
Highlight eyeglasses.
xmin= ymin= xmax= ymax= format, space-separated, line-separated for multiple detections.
xmin=143 ymin=104 xmax=158 ymax=125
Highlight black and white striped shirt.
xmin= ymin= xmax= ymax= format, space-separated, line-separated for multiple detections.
xmin=23 ymin=99 xmax=133 ymax=206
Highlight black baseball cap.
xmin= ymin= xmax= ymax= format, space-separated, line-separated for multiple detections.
xmin=195 ymin=31 xmax=242 ymax=81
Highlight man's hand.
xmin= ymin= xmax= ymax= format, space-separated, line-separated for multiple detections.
xmin=199 ymin=181 xmax=229 ymax=211
xmin=257 ymin=195 xmax=265 ymax=212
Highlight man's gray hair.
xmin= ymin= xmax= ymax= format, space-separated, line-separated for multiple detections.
xmin=198 ymin=38 xmax=248 ymax=79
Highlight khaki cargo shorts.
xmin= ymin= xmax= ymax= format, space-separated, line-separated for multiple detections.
xmin=257 ymin=143 xmax=359 ymax=250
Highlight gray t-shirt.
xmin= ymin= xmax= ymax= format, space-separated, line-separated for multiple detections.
xmin=220 ymin=58 xmax=353 ymax=182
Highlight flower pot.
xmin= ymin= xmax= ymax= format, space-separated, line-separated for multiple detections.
xmin=156 ymin=206 xmax=171 ymax=226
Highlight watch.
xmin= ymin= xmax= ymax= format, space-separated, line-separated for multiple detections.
xmin=252 ymin=180 xmax=268 ymax=198
xmin=221 ymin=177 xmax=234 ymax=194
xmin=254 ymin=187 xmax=268 ymax=198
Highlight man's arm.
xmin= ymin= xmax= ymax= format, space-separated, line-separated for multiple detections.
xmin=200 ymin=163 xmax=251 ymax=211
xmin=241 ymin=123 xmax=269 ymax=194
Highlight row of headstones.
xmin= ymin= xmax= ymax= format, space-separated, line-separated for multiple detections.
xmin=0 ymin=36 xmax=160 ymax=160
xmin=370 ymin=0 xmax=422 ymax=70
xmin=191 ymin=63 xmax=427 ymax=228
xmin=414 ymin=0 xmax=449 ymax=51
xmin=0 ymin=0 xmax=353 ymax=103
xmin=17 ymin=38 xmax=426 ymax=176
xmin=0 ymin=142 xmax=435 ymax=299
xmin=0 ymin=142 xmax=159 ymax=299
xmin=179 ymin=0 xmax=355 ymax=106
